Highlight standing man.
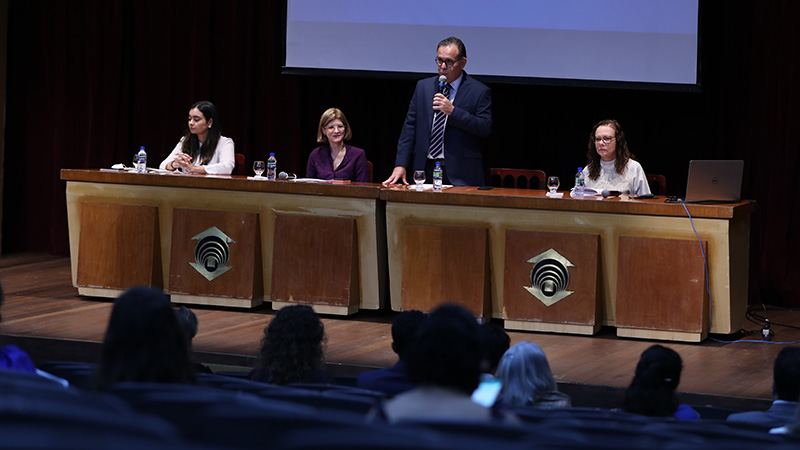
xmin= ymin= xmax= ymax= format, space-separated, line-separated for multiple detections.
xmin=383 ymin=37 xmax=492 ymax=186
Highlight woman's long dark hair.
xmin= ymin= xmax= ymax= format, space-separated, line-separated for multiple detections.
xmin=254 ymin=304 xmax=326 ymax=385
xmin=585 ymin=119 xmax=635 ymax=181
xmin=622 ymin=345 xmax=682 ymax=417
xmin=181 ymin=100 xmax=221 ymax=166
xmin=95 ymin=286 xmax=194 ymax=390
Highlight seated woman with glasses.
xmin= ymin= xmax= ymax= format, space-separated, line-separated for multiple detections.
xmin=306 ymin=108 xmax=370 ymax=182
xmin=581 ymin=119 xmax=651 ymax=196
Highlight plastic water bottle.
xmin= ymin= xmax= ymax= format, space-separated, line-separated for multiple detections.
xmin=574 ymin=167 xmax=585 ymax=197
xmin=135 ymin=146 xmax=147 ymax=173
xmin=433 ymin=162 xmax=443 ymax=191
xmin=266 ymin=153 xmax=277 ymax=180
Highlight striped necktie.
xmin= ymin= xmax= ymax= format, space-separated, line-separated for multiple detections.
xmin=428 ymin=83 xmax=451 ymax=159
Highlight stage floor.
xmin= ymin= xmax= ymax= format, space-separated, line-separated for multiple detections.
xmin=1 ymin=253 xmax=797 ymax=406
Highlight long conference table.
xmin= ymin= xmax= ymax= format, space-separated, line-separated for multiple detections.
xmin=62 ymin=169 xmax=756 ymax=342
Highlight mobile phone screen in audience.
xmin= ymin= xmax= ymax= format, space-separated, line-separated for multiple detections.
xmin=471 ymin=378 xmax=502 ymax=407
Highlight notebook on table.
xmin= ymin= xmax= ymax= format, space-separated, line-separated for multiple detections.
xmin=683 ymin=160 xmax=744 ymax=203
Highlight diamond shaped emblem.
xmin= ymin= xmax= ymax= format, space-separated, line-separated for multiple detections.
xmin=523 ymin=248 xmax=574 ymax=307
xmin=189 ymin=226 xmax=236 ymax=281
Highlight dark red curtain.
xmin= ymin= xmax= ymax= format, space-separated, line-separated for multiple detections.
xmin=5 ymin=1 xmax=800 ymax=306
xmin=4 ymin=0 xmax=302 ymax=255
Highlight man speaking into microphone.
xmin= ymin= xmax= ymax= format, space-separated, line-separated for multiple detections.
xmin=383 ymin=37 xmax=492 ymax=187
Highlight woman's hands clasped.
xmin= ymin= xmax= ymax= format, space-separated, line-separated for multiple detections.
xmin=171 ymin=153 xmax=195 ymax=172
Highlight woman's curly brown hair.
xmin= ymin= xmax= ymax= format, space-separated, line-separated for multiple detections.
xmin=254 ymin=304 xmax=326 ymax=385
xmin=585 ymin=119 xmax=636 ymax=181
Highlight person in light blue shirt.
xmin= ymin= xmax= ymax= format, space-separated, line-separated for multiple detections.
xmin=729 ymin=347 xmax=800 ymax=428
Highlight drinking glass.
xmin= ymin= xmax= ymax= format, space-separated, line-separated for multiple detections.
xmin=413 ymin=170 xmax=426 ymax=189
xmin=253 ymin=161 xmax=265 ymax=177
xmin=547 ymin=176 xmax=560 ymax=195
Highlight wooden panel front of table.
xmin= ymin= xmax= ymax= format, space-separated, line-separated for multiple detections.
xmin=62 ymin=169 xmax=386 ymax=312
xmin=400 ymin=224 xmax=491 ymax=319
xmin=271 ymin=213 xmax=361 ymax=315
xmin=616 ymin=235 xmax=710 ymax=342
xmin=381 ymin=186 xmax=755 ymax=339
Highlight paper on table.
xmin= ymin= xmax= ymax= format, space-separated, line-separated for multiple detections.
xmin=109 ymin=165 xmax=170 ymax=174
xmin=406 ymin=184 xmax=453 ymax=190
xmin=293 ymin=178 xmax=333 ymax=183
xmin=570 ymin=187 xmax=601 ymax=196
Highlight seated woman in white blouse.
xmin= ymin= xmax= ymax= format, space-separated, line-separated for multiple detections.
xmin=159 ymin=101 xmax=235 ymax=174
xmin=582 ymin=119 xmax=651 ymax=196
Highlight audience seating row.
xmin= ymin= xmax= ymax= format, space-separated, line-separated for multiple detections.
xmin=0 ymin=368 xmax=215 ymax=450
xmin=9 ymin=363 xmax=800 ymax=450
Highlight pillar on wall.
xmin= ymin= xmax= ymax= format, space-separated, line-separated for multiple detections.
xmin=0 ymin=0 xmax=8 ymax=253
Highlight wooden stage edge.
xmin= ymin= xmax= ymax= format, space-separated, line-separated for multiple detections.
xmin=2 ymin=252 xmax=797 ymax=412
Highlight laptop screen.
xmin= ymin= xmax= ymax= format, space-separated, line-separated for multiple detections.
xmin=684 ymin=160 xmax=744 ymax=202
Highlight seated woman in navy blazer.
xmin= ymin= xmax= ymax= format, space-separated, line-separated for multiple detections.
xmin=306 ymin=108 xmax=370 ymax=182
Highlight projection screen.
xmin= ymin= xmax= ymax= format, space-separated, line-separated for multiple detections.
xmin=284 ymin=0 xmax=700 ymax=89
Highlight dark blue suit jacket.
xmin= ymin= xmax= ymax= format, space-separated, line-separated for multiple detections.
xmin=726 ymin=400 xmax=797 ymax=428
xmin=355 ymin=360 xmax=415 ymax=397
xmin=395 ymin=72 xmax=492 ymax=186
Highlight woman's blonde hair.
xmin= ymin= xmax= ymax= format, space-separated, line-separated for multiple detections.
xmin=317 ymin=107 xmax=353 ymax=143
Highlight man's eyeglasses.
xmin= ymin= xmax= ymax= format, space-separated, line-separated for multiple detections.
xmin=594 ymin=137 xmax=615 ymax=144
xmin=435 ymin=57 xmax=462 ymax=68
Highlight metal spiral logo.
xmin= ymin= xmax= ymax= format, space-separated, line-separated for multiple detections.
xmin=189 ymin=226 xmax=236 ymax=281
xmin=524 ymin=248 xmax=575 ymax=307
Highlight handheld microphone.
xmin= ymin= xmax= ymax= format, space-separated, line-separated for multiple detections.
xmin=278 ymin=171 xmax=296 ymax=180
xmin=437 ymin=75 xmax=447 ymax=94
xmin=601 ymin=189 xmax=628 ymax=198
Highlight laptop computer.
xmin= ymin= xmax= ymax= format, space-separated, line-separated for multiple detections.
xmin=683 ymin=160 xmax=744 ymax=202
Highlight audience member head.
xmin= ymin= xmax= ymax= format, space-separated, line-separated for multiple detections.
xmin=174 ymin=306 xmax=199 ymax=348
xmin=405 ymin=303 xmax=482 ymax=395
xmin=181 ymin=100 xmax=222 ymax=164
xmin=255 ymin=304 xmax=326 ymax=385
xmin=316 ymin=107 xmax=353 ymax=144
xmin=496 ymin=341 xmax=559 ymax=406
xmin=480 ymin=323 xmax=510 ymax=374
xmin=96 ymin=286 xmax=194 ymax=389
xmin=390 ymin=310 xmax=427 ymax=361
xmin=622 ymin=344 xmax=682 ymax=417
xmin=585 ymin=119 xmax=634 ymax=180
xmin=773 ymin=347 xmax=800 ymax=401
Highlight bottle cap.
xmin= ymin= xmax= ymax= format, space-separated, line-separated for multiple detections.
xmin=269 ymin=153 xmax=275 ymax=157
